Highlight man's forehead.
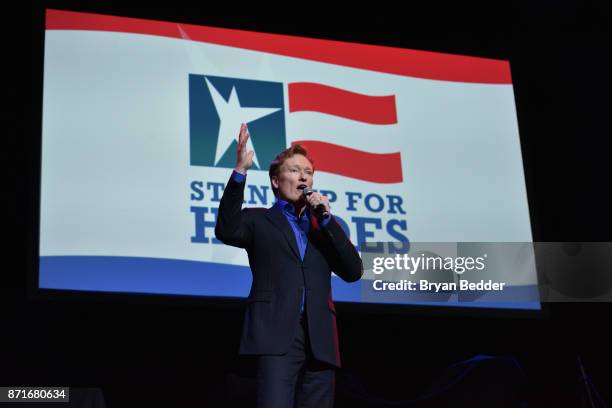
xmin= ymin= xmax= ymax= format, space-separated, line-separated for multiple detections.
xmin=283 ymin=155 xmax=312 ymax=169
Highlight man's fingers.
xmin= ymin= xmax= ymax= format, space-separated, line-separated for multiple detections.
xmin=310 ymin=192 xmax=327 ymax=201
xmin=308 ymin=193 xmax=329 ymax=210
xmin=309 ymin=195 xmax=322 ymax=206
xmin=238 ymin=123 xmax=248 ymax=145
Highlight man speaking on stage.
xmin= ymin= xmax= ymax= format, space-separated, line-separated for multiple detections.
xmin=215 ymin=123 xmax=364 ymax=408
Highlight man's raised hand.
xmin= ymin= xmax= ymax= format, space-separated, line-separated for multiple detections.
xmin=235 ymin=123 xmax=254 ymax=174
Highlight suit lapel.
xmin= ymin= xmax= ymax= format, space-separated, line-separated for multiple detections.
xmin=265 ymin=206 xmax=301 ymax=261
xmin=303 ymin=214 xmax=322 ymax=263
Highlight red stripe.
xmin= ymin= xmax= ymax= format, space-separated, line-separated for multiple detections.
xmin=46 ymin=9 xmax=512 ymax=84
xmin=288 ymin=83 xmax=397 ymax=124
xmin=292 ymin=141 xmax=403 ymax=183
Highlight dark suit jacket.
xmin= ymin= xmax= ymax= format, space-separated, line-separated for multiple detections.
xmin=215 ymin=176 xmax=363 ymax=367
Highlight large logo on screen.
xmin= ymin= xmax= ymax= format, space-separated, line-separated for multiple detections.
xmin=188 ymin=74 xmax=286 ymax=170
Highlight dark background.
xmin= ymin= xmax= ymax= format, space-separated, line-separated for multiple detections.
xmin=5 ymin=1 xmax=611 ymax=406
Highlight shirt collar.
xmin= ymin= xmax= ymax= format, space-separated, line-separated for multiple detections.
xmin=274 ymin=198 xmax=309 ymax=219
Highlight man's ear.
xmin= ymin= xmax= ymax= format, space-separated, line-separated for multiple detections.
xmin=271 ymin=176 xmax=279 ymax=189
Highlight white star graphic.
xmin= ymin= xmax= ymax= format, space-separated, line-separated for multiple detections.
xmin=204 ymin=77 xmax=281 ymax=168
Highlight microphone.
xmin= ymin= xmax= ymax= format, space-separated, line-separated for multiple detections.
xmin=302 ymin=187 xmax=330 ymax=219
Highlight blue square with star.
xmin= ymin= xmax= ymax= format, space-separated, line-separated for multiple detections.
xmin=189 ymin=74 xmax=287 ymax=170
